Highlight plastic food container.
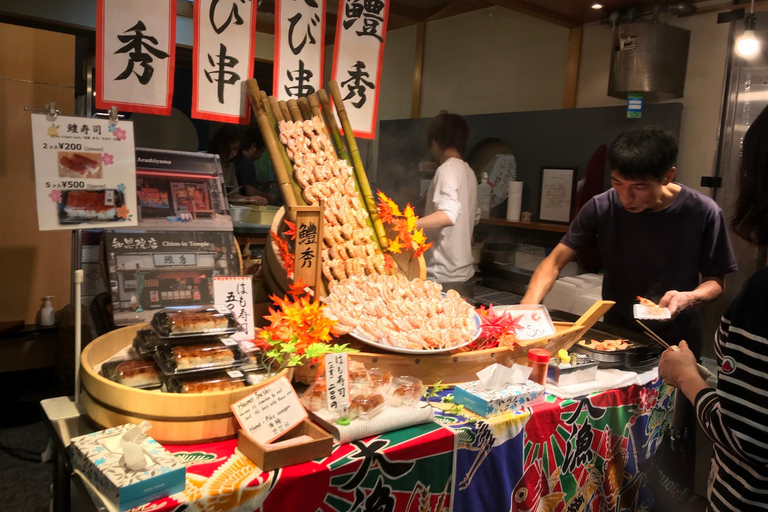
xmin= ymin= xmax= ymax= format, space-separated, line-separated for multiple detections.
xmin=387 ymin=376 xmax=424 ymax=407
xmin=348 ymin=361 xmax=370 ymax=384
xmin=547 ymin=352 xmax=598 ymax=386
xmin=132 ymin=329 xmax=165 ymax=357
xmin=101 ymin=359 xmax=162 ymax=389
xmin=301 ymin=377 xmax=328 ymax=412
xmin=151 ymin=306 xmax=241 ymax=338
xmin=368 ymin=368 xmax=393 ymax=390
xmin=153 ymin=339 xmax=247 ymax=375
xmin=348 ymin=391 xmax=386 ymax=420
xmin=167 ymin=370 xmax=247 ymax=393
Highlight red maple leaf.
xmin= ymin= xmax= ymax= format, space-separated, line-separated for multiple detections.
xmin=283 ymin=220 xmax=297 ymax=240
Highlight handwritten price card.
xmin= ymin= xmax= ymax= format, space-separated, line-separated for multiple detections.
xmin=495 ymin=304 xmax=556 ymax=341
xmin=231 ymin=376 xmax=308 ymax=444
xmin=213 ymin=276 xmax=254 ymax=341
xmin=31 ymin=113 xmax=138 ymax=231
xmin=325 ymin=353 xmax=350 ymax=412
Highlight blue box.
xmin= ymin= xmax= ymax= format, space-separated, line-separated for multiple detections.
xmin=70 ymin=424 xmax=186 ymax=511
xmin=454 ymin=381 xmax=546 ymax=417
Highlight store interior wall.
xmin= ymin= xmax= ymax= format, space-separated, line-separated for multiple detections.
xmin=0 ymin=23 xmax=74 ymax=324
xmin=577 ymin=12 xmax=730 ymax=194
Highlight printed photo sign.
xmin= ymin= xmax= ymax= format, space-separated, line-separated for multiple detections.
xmin=31 ymin=114 xmax=138 ymax=231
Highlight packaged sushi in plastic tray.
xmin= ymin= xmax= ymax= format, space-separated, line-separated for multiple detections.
xmin=153 ymin=338 xmax=247 ymax=376
xmin=348 ymin=387 xmax=386 ymax=420
xmin=167 ymin=370 xmax=248 ymax=393
xmin=132 ymin=329 xmax=164 ymax=357
xmin=150 ymin=306 xmax=242 ymax=338
xmin=386 ymin=376 xmax=424 ymax=407
xmin=301 ymin=377 xmax=328 ymax=412
xmin=368 ymin=368 xmax=394 ymax=391
xmin=101 ymin=359 xmax=163 ymax=389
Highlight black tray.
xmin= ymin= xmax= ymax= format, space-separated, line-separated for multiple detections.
xmin=551 ymin=310 xmax=663 ymax=370
xmin=58 ymin=189 xmax=125 ymax=224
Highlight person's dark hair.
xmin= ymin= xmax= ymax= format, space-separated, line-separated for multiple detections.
xmin=207 ymin=125 xmax=240 ymax=161
xmin=732 ymin=106 xmax=768 ymax=245
xmin=240 ymin=126 xmax=264 ymax=152
xmin=607 ymin=126 xmax=678 ymax=180
xmin=427 ymin=111 xmax=469 ymax=154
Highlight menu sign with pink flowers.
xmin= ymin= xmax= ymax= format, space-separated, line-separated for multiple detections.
xmin=31 ymin=113 xmax=138 ymax=231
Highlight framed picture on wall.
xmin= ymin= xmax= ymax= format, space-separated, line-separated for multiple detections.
xmin=538 ymin=167 xmax=576 ymax=224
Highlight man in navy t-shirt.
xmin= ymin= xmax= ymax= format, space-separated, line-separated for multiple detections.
xmin=522 ymin=127 xmax=737 ymax=357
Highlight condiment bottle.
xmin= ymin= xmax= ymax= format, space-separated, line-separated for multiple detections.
xmin=527 ymin=348 xmax=551 ymax=386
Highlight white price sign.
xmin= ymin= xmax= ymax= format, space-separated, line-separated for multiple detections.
xmin=231 ymin=376 xmax=308 ymax=444
xmin=30 ymin=114 xmax=138 ymax=231
xmin=213 ymin=276 xmax=255 ymax=341
xmin=325 ymin=353 xmax=350 ymax=413
xmin=495 ymin=305 xmax=557 ymax=340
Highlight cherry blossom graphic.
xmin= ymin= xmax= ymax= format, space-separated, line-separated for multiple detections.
xmin=113 ymin=128 xmax=127 ymax=141
xmin=116 ymin=183 xmax=126 ymax=193
xmin=117 ymin=205 xmax=130 ymax=219
xmin=49 ymin=190 xmax=62 ymax=202
xmin=101 ymin=153 xmax=114 ymax=166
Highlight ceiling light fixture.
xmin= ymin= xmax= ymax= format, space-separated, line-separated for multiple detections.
xmin=591 ymin=3 xmax=604 ymax=9
xmin=736 ymin=0 xmax=760 ymax=58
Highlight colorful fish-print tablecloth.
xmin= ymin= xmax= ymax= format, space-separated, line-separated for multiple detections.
xmin=129 ymin=421 xmax=454 ymax=512
xmin=433 ymin=378 xmax=674 ymax=512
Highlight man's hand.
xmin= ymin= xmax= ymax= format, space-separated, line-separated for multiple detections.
xmin=658 ymin=341 xmax=699 ymax=388
xmin=659 ymin=290 xmax=697 ymax=317
xmin=244 ymin=195 xmax=268 ymax=206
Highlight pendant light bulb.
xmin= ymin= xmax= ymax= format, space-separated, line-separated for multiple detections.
xmin=737 ymin=29 xmax=760 ymax=58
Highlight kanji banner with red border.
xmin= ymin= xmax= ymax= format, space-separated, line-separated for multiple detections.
xmin=96 ymin=0 xmax=176 ymax=115
xmin=331 ymin=0 xmax=390 ymax=139
xmin=274 ymin=0 xmax=327 ymax=101
xmin=192 ymin=0 xmax=257 ymax=124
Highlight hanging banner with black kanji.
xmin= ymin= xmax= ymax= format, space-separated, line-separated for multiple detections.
xmin=331 ymin=0 xmax=389 ymax=139
xmin=192 ymin=0 xmax=256 ymax=124
xmin=274 ymin=0 xmax=327 ymax=101
xmin=96 ymin=0 xmax=176 ymax=115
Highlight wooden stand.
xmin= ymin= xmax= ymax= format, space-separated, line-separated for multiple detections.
xmin=236 ymin=420 xmax=333 ymax=471
xmin=79 ymin=324 xmax=292 ymax=444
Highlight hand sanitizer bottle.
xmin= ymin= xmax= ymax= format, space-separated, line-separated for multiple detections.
xmin=40 ymin=296 xmax=55 ymax=326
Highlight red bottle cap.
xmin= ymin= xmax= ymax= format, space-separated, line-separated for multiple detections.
xmin=528 ymin=348 xmax=551 ymax=364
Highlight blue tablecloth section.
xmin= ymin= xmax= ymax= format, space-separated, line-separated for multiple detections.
xmin=432 ymin=378 xmax=674 ymax=512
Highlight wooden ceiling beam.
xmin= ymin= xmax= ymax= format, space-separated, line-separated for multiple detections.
xmin=484 ymin=0 xmax=582 ymax=27
xmin=426 ymin=0 xmax=492 ymax=22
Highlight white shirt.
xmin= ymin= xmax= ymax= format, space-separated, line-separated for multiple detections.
xmin=423 ymin=157 xmax=480 ymax=283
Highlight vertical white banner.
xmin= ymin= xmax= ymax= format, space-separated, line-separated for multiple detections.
xmin=193 ymin=0 xmax=256 ymax=124
xmin=331 ymin=0 xmax=389 ymax=139
xmin=97 ymin=0 xmax=176 ymax=115
xmin=274 ymin=0 xmax=327 ymax=101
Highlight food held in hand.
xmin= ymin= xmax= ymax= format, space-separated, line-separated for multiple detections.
xmin=324 ymin=274 xmax=476 ymax=350
xmin=173 ymin=343 xmax=235 ymax=370
xmin=181 ymin=376 xmax=246 ymax=393
xmin=578 ymin=339 xmax=631 ymax=351
xmin=636 ymin=296 xmax=668 ymax=316
xmin=114 ymin=359 xmax=161 ymax=388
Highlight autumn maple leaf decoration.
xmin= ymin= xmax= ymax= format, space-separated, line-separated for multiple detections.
xmin=472 ymin=304 xmax=524 ymax=350
xmin=376 ymin=190 xmax=432 ymax=258
xmin=283 ymin=220 xmax=297 ymax=240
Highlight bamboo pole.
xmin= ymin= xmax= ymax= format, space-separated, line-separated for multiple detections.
xmin=246 ymin=79 xmax=298 ymax=222
xmin=286 ymin=100 xmax=304 ymax=123
xmin=278 ymin=100 xmax=292 ymax=123
xmin=297 ymin=97 xmax=313 ymax=120
xmin=328 ymin=81 xmax=388 ymax=249
xmin=268 ymin=96 xmax=284 ymax=123
xmin=317 ymin=90 xmax=349 ymax=162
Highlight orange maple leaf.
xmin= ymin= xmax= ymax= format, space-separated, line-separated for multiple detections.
xmin=283 ymin=220 xmax=297 ymax=240
xmin=413 ymin=241 xmax=433 ymax=259
xmin=387 ymin=235 xmax=404 ymax=254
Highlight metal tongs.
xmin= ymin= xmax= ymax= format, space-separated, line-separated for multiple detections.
xmin=636 ymin=320 xmax=713 ymax=379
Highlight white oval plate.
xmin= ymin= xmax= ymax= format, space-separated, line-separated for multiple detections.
xmin=347 ymin=311 xmax=483 ymax=355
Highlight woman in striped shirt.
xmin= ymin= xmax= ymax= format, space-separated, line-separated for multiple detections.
xmin=659 ymin=106 xmax=768 ymax=511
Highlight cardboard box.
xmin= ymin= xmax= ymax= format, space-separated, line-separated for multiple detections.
xmin=237 ymin=419 xmax=333 ymax=471
xmin=454 ymin=381 xmax=546 ymax=417
xmin=69 ymin=424 xmax=186 ymax=511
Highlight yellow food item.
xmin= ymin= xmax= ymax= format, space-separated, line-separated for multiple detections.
xmin=558 ymin=349 xmax=571 ymax=364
